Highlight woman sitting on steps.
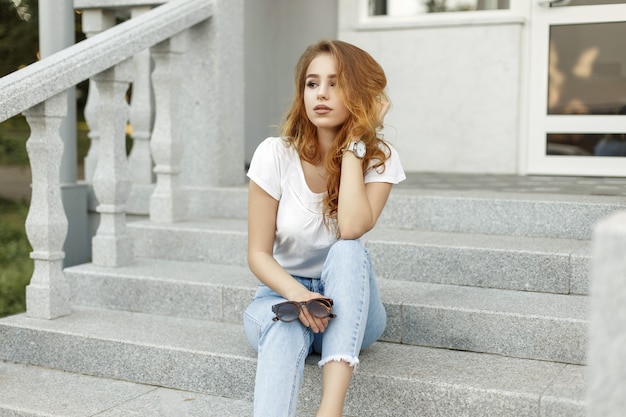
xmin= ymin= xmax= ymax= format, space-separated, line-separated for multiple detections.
xmin=243 ymin=39 xmax=405 ymax=417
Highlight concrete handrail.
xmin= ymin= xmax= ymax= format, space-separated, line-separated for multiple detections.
xmin=0 ymin=0 xmax=213 ymax=122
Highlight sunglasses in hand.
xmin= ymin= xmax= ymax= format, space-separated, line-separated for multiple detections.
xmin=271 ymin=298 xmax=337 ymax=322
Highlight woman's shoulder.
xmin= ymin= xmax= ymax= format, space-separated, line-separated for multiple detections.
xmin=366 ymin=140 xmax=406 ymax=184
xmin=255 ymin=137 xmax=295 ymax=157
xmin=258 ymin=136 xmax=289 ymax=150
xmin=373 ymin=139 xmax=399 ymax=161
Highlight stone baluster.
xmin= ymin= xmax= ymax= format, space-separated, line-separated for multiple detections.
xmin=149 ymin=32 xmax=187 ymax=223
xmin=91 ymin=59 xmax=134 ymax=267
xmin=23 ymin=93 xmax=71 ymax=319
xmin=81 ymin=9 xmax=116 ymax=182
xmin=128 ymin=6 xmax=155 ymax=185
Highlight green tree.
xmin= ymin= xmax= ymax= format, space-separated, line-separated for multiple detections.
xmin=0 ymin=0 xmax=39 ymax=77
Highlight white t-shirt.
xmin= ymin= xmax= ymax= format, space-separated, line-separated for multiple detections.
xmin=247 ymin=136 xmax=406 ymax=278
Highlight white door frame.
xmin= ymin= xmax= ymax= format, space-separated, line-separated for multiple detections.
xmin=527 ymin=2 xmax=626 ymax=176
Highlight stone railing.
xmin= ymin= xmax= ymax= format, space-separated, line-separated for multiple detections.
xmin=589 ymin=212 xmax=626 ymax=417
xmin=0 ymin=0 xmax=244 ymax=319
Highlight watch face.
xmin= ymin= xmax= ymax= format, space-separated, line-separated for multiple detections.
xmin=355 ymin=141 xmax=366 ymax=158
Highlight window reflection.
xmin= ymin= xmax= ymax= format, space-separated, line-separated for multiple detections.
xmin=548 ymin=128 xmax=626 ymax=157
xmin=548 ymin=22 xmax=626 ymax=116
xmin=563 ymin=0 xmax=626 ymax=6
xmin=546 ymin=21 xmax=626 ymax=157
xmin=369 ymin=0 xmax=509 ymax=16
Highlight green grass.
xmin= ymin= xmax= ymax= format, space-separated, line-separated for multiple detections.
xmin=0 ymin=198 xmax=32 ymax=318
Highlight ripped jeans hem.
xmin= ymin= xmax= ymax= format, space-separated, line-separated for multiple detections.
xmin=318 ymin=355 xmax=360 ymax=370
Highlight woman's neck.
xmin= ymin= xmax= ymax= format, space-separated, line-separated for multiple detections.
xmin=316 ymin=128 xmax=337 ymax=159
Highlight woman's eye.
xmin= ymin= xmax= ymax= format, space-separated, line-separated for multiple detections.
xmin=306 ymin=81 xmax=319 ymax=88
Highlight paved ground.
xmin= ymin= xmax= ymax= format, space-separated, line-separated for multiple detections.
xmin=2 ymin=165 xmax=626 ymax=202
xmin=397 ymin=172 xmax=626 ymax=197
xmin=0 ymin=165 xmax=31 ymax=201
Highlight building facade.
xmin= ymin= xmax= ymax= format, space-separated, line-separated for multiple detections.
xmin=245 ymin=0 xmax=626 ymax=177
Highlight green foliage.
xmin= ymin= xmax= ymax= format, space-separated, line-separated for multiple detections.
xmin=0 ymin=116 xmax=93 ymax=167
xmin=0 ymin=198 xmax=32 ymax=318
xmin=0 ymin=0 xmax=39 ymax=78
xmin=0 ymin=115 xmax=30 ymax=165
xmin=1 ymin=0 xmax=98 ymax=168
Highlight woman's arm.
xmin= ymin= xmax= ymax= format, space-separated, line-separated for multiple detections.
xmin=337 ymin=153 xmax=392 ymax=240
xmin=337 ymin=96 xmax=392 ymax=240
xmin=247 ymin=180 xmax=329 ymax=332
xmin=247 ymin=180 xmax=307 ymax=299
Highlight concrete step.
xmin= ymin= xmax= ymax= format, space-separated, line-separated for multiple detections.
xmin=126 ymin=181 xmax=626 ymax=240
xmin=126 ymin=184 xmax=249 ymax=220
xmin=0 ymin=361 xmax=259 ymax=417
xmin=65 ymin=258 xmax=587 ymax=364
xmin=368 ymin=227 xmax=590 ymax=295
xmin=129 ymin=218 xmax=248 ymax=266
xmin=129 ymin=219 xmax=592 ymax=294
xmin=65 ymin=258 xmax=258 ymax=322
xmin=0 ymin=308 xmax=585 ymax=417
xmin=380 ymin=280 xmax=587 ymax=365
xmin=382 ymin=188 xmax=626 ymax=240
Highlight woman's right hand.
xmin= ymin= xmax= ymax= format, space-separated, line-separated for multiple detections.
xmin=248 ymin=181 xmax=332 ymax=333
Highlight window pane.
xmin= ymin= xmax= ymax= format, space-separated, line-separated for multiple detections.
xmin=548 ymin=22 xmax=626 ymax=115
xmin=547 ymin=132 xmax=626 ymax=157
xmin=370 ymin=0 xmax=387 ymax=15
xmin=563 ymin=0 xmax=626 ymax=6
xmin=369 ymin=0 xmax=510 ymax=16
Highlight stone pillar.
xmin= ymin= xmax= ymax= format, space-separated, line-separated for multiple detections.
xmin=149 ymin=33 xmax=187 ymax=223
xmin=128 ymin=6 xmax=155 ymax=185
xmin=23 ymin=93 xmax=71 ymax=319
xmin=180 ymin=0 xmax=245 ymax=188
xmin=588 ymin=211 xmax=626 ymax=417
xmin=91 ymin=60 xmax=134 ymax=267
xmin=40 ymin=0 xmax=91 ymax=267
xmin=38 ymin=0 xmax=76 ymax=184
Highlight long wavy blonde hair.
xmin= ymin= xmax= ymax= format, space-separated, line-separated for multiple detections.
xmin=281 ymin=40 xmax=391 ymax=230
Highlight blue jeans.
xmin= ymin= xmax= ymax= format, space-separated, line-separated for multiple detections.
xmin=243 ymin=240 xmax=387 ymax=417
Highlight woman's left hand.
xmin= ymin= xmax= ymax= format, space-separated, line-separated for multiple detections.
xmin=289 ymin=290 xmax=331 ymax=334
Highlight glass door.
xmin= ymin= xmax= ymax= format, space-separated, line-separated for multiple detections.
xmin=527 ymin=1 xmax=626 ymax=176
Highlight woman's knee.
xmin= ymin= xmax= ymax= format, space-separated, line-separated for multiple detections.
xmin=327 ymin=239 xmax=367 ymax=260
xmin=322 ymin=240 xmax=371 ymax=287
xmin=260 ymin=321 xmax=313 ymax=358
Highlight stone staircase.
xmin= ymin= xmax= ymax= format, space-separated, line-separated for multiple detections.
xmin=2 ymin=175 xmax=626 ymax=416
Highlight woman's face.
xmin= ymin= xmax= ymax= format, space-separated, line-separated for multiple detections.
xmin=304 ymin=53 xmax=350 ymax=135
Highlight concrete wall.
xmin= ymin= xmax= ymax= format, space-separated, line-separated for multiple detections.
xmin=244 ymin=0 xmax=524 ymax=174
xmin=244 ymin=0 xmax=338 ymax=165
xmin=338 ymin=0 xmax=524 ymax=174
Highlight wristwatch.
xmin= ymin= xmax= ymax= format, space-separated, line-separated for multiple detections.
xmin=344 ymin=140 xmax=366 ymax=158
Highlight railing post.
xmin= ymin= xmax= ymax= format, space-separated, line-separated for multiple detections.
xmin=149 ymin=32 xmax=187 ymax=223
xmin=91 ymin=59 xmax=134 ymax=267
xmin=81 ymin=9 xmax=116 ymax=182
xmin=23 ymin=93 xmax=71 ymax=319
xmin=588 ymin=211 xmax=626 ymax=417
xmin=128 ymin=6 xmax=155 ymax=185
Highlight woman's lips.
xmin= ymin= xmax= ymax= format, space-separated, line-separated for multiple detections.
xmin=314 ymin=105 xmax=331 ymax=114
